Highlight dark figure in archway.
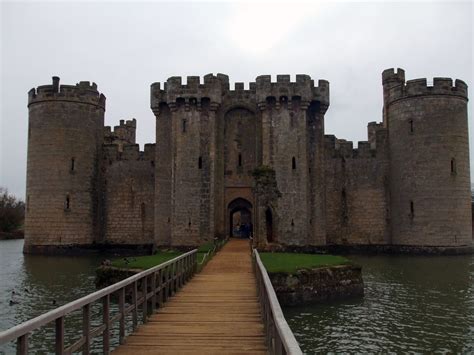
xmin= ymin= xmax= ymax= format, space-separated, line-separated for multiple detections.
xmin=265 ymin=208 xmax=273 ymax=243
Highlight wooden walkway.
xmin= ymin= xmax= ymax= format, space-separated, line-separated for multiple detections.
xmin=113 ymin=239 xmax=268 ymax=354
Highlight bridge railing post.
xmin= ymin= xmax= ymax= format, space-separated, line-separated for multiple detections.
xmin=82 ymin=303 xmax=90 ymax=354
xmin=55 ymin=316 xmax=64 ymax=354
xmin=118 ymin=287 xmax=125 ymax=344
xmin=102 ymin=294 xmax=110 ymax=354
xmin=142 ymin=276 xmax=148 ymax=323
xmin=151 ymin=271 xmax=157 ymax=312
xmin=16 ymin=334 xmax=28 ymax=355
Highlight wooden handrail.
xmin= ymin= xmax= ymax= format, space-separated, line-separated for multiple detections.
xmin=252 ymin=249 xmax=302 ymax=355
xmin=0 ymin=249 xmax=198 ymax=354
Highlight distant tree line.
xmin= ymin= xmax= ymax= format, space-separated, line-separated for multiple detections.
xmin=0 ymin=187 xmax=25 ymax=233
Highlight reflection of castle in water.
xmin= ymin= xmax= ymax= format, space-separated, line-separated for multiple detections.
xmin=24 ymin=69 xmax=472 ymax=254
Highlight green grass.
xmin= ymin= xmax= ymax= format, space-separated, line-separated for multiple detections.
xmin=197 ymin=242 xmax=215 ymax=253
xmin=260 ymin=252 xmax=350 ymax=273
xmin=111 ymin=252 xmax=182 ymax=269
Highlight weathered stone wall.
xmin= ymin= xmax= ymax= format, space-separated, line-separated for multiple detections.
xmin=102 ymin=143 xmax=155 ymax=245
xmin=384 ymin=69 xmax=472 ymax=247
xmin=24 ymin=78 xmax=105 ymax=253
xmin=324 ymin=127 xmax=390 ymax=245
xmin=104 ymin=118 xmax=136 ymax=151
xmin=269 ymin=264 xmax=364 ymax=306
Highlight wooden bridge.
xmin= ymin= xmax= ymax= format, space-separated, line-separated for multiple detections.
xmin=0 ymin=239 xmax=302 ymax=354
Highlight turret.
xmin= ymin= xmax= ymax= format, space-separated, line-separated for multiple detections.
xmin=25 ymin=77 xmax=106 ymax=253
xmin=384 ymin=68 xmax=472 ymax=249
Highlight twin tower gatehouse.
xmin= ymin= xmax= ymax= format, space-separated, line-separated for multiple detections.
xmin=24 ymin=69 xmax=473 ymax=254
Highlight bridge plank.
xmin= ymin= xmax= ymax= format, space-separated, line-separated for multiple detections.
xmin=113 ymin=239 xmax=267 ymax=354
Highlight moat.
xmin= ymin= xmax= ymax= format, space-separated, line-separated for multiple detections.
xmin=1 ymin=239 xmax=473 ymax=353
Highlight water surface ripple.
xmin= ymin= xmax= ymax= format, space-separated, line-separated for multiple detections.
xmin=284 ymin=254 xmax=474 ymax=353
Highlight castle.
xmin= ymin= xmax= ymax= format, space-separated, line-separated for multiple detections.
xmin=24 ymin=69 xmax=473 ymax=254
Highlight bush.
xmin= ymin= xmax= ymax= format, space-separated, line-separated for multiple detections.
xmin=0 ymin=188 xmax=25 ymax=233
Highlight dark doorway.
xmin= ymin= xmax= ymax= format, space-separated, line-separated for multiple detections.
xmin=228 ymin=198 xmax=253 ymax=238
xmin=265 ymin=208 xmax=273 ymax=243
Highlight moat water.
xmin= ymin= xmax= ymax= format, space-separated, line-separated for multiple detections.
xmin=1 ymin=239 xmax=473 ymax=353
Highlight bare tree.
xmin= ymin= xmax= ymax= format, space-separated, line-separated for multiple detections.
xmin=0 ymin=187 xmax=25 ymax=233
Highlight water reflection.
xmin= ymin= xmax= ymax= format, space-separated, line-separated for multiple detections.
xmin=2 ymin=239 xmax=474 ymax=353
xmin=284 ymin=254 xmax=474 ymax=353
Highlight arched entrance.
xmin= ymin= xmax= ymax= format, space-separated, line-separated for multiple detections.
xmin=228 ymin=198 xmax=253 ymax=238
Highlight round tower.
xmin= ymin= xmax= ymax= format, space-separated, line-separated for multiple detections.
xmin=24 ymin=77 xmax=106 ymax=253
xmin=383 ymin=68 xmax=472 ymax=250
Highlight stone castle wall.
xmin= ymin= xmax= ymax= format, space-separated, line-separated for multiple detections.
xmin=24 ymin=78 xmax=105 ymax=253
xmin=384 ymin=69 xmax=472 ymax=246
xmin=102 ymin=143 xmax=155 ymax=246
xmin=24 ymin=70 xmax=473 ymax=254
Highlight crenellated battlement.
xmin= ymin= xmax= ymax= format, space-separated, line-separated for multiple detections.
xmin=324 ymin=135 xmax=381 ymax=159
xmin=383 ymin=69 xmax=468 ymax=104
xmin=151 ymin=74 xmax=330 ymax=112
xmin=150 ymin=73 xmax=229 ymax=109
xmin=104 ymin=118 xmax=137 ymax=145
xmin=28 ymin=77 xmax=106 ymax=109
xmin=255 ymin=74 xmax=329 ymax=107
xmin=103 ymin=143 xmax=155 ymax=163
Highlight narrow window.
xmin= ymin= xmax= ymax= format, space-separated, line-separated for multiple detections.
xmin=27 ymin=195 xmax=30 ymax=212
xmin=409 ymin=119 xmax=414 ymax=133
xmin=451 ymin=158 xmax=456 ymax=175
xmin=198 ymin=156 xmax=203 ymax=169
xmin=140 ymin=203 xmax=146 ymax=220
xmin=65 ymin=195 xmax=70 ymax=211
xmin=182 ymin=119 xmax=187 ymax=133
xmin=410 ymin=200 xmax=414 ymax=219
xmin=292 ymin=157 xmax=296 ymax=170
xmin=238 ymin=153 xmax=242 ymax=167
xmin=70 ymin=158 xmax=75 ymax=172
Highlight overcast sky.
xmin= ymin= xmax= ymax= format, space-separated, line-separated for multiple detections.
xmin=1 ymin=1 xmax=472 ymax=198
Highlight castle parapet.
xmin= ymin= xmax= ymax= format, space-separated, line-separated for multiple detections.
xmin=383 ymin=68 xmax=468 ymax=104
xmin=104 ymin=118 xmax=137 ymax=145
xmin=255 ymin=74 xmax=330 ymax=107
xmin=150 ymin=74 xmax=229 ymax=109
xmin=103 ymin=143 xmax=156 ymax=163
xmin=28 ymin=77 xmax=106 ymax=109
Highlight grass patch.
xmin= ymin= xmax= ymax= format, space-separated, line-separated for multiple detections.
xmin=197 ymin=242 xmax=214 ymax=253
xmin=260 ymin=252 xmax=350 ymax=273
xmin=111 ymin=252 xmax=182 ymax=270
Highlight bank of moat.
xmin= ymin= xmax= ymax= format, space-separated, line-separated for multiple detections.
xmin=24 ymin=69 xmax=473 ymax=254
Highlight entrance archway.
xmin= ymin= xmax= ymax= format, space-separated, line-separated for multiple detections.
xmin=228 ymin=198 xmax=253 ymax=238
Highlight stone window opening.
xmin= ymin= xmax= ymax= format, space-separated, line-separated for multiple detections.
xmin=188 ymin=219 xmax=192 ymax=227
xmin=65 ymin=195 xmax=71 ymax=211
xmin=291 ymin=219 xmax=294 ymax=227
xmin=140 ymin=202 xmax=146 ymax=221
xmin=409 ymin=119 xmax=414 ymax=133
xmin=292 ymin=157 xmax=296 ymax=170
xmin=182 ymin=119 xmax=187 ymax=133
xmin=198 ymin=156 xmax=203 ymax=169
xmin=238 ymin=153 xmax=242 ymax=167
xmin=70 ymin=158 xmax=75 ymax=172
xmin=409 ymin=200 xmax=414 ymax=219
xmin=27 ymin=195 xmax=30 ymax=212
xmin=451 ymin=158 xmax=457 ymax=175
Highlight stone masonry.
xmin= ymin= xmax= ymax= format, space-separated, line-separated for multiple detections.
xmin=23 ymin=69 xmax=473 ymax=254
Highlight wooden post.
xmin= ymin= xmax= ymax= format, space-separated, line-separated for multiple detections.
xmin=151 ymin=271 xmax=157 ymax=312
xmin=16 ymin=334 xmax=28 ymax=355
xmin=55 ymin=317 xmax=64 ymax=354
xmin=142 ymin=276 xmax=148 ymax=323
xmin=82 ymin=304 xmax=90 ymax=355
xmin=118 ymin=288 xmax=125 ymax=344
xmin=102 ymin=295 xmax=110 ymax=354
xmin=132 ymin=281 xmax=138 ymax=329
xmin=158 ymin=268 xmax=163 ymax=306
